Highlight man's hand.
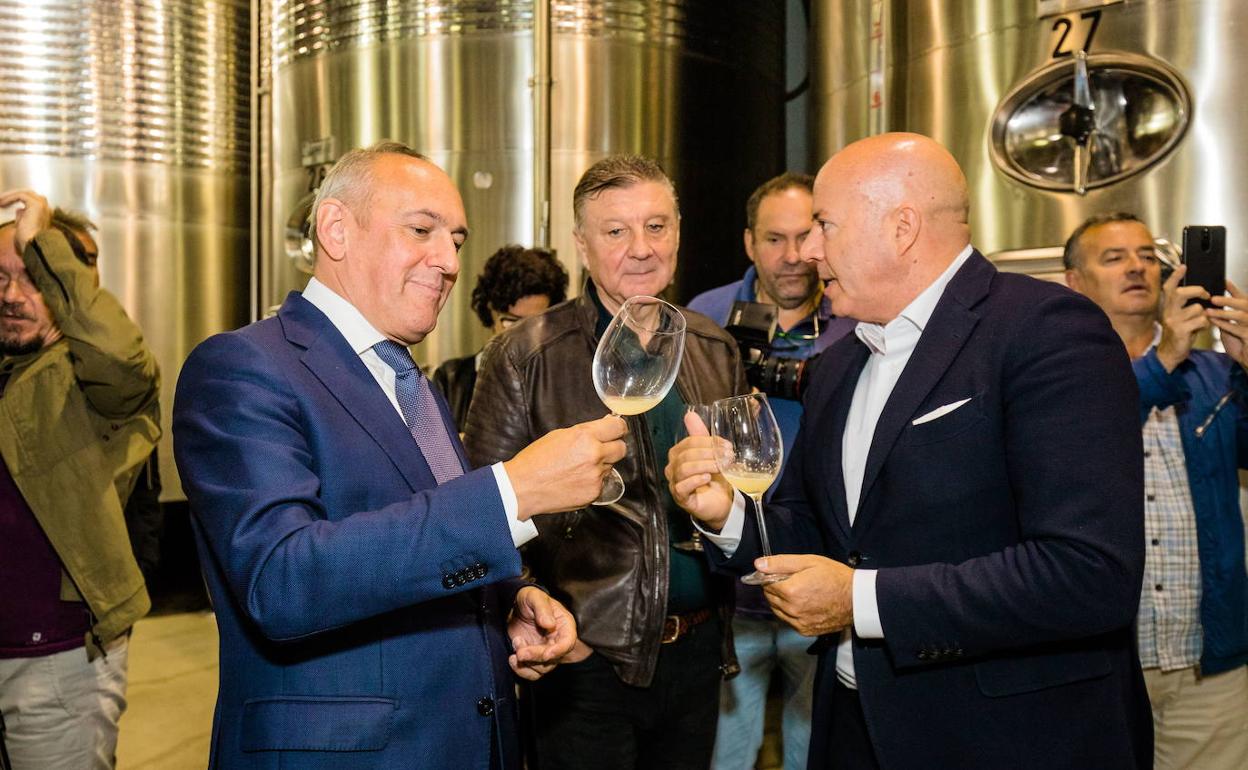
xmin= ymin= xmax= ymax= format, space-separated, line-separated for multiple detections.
xmin=1208 ymin=279 xmax=1248 ymax=370
xmin=755 ymin=554 xmax=854 ymax=637
xmin=504 ymin=415 xmax=627 ymax=519
xmin=0 ymin=190 xmax=52 ymax=253
xmin=1156 ymin=265 xmax=1211 ymax=372
xmin=664 ymin=411 xmax=735 ymax=531
xmin=508 ymin=586 xmax=578 ymax=681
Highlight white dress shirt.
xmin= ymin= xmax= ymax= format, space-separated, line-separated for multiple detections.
xmin=302 ymin=278 xmax=537 ymax=547
xmin=699 ymin=244 xmax=974 ymax=688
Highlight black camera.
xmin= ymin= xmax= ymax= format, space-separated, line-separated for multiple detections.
xmin=724 ymin=300 xmax=807 ymax=401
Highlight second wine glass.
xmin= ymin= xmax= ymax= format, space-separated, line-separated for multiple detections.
xmin=712 ymin=393 xmax=786 ymax=585
xmin=591 ymin=295 xmax=687 ymax=505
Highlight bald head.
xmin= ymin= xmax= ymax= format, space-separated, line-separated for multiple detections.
xmin=800 ymin=133 xmax=972 ymax=323
xmin=826 ymin=133 xmax=970 ymax=241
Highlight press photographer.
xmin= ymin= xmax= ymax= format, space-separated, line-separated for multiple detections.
xmin=725 ymin=299 xmax=815 ymax=400
xmin=686 ymin=171 xmax=855 ymax=770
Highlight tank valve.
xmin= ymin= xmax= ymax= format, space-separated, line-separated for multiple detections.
xmin=1058 ymin=50 xmax=1096 ymax=195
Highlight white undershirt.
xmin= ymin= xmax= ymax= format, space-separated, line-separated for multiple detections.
xmin=302 ymin=278 xmax=537 ymax=547
xmin=699 ymin=244 xmax=974 ymax=688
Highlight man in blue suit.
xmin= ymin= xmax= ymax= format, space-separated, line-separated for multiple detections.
xmin=173 ymin=141 xmax=627 ymax=769
xmin=667 ymin=133 xmax=1153 ymax=768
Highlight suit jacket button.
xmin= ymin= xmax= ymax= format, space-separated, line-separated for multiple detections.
xmin=475 ymin=564 xmax=487 ymax=578
xmin=846 ymin=551 xmax=862 ymax=568
xmin=477 ymin=697 xmax=495 ymax=716
xmin=442 ymin=575 xmax=456 ymax=589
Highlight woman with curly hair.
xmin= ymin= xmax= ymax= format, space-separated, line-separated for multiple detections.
xmin=432 ymin=244 xmax=568 ymax=430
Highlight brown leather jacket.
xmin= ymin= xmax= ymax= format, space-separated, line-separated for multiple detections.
xmin=463 ymin=290 xmax=748 ymax=686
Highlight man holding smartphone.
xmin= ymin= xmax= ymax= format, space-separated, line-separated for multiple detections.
xmin=1064 ymin=212 xmax=1248 ymax=770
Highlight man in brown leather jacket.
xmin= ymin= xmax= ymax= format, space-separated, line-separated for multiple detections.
xmin=465 ymin=155 xmax=748 ymax=770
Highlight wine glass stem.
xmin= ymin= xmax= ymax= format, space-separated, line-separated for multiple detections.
xmin=609 ymin=410 xmax=622 ymax=465
xmin=751 ymin=494 xmax=773 ymax=557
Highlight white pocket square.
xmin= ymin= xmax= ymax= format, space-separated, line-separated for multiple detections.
xmin=912 ymin=398 xmax=972 ymax=426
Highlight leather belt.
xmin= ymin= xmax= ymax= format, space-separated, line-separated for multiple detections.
xmin=660 ymin=607 xmax=713 ymax=644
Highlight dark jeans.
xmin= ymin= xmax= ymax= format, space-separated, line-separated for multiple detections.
xmin=530 ymin=618 xmax=723 ymax=770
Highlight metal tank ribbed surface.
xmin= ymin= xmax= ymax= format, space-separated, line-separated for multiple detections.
xmin=0 ymin=0 xmax=252 ymax=499
xmin=265 ymin=0 xmax=785 ymax=367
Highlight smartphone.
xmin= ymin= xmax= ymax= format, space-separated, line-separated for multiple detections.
xmin=1181 ymin=225 xmax=1227 ymax=307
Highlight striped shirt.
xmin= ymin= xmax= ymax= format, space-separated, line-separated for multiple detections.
xmin=1136 ymin=404 xmax=1203 ymax=671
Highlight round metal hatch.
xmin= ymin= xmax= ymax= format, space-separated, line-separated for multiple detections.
xmin=990 ymin=52 xmax=1191 ymax=193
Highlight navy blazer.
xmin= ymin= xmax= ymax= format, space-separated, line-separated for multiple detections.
xmin=173 ymin=292 xmax=526 ymax=769
xmin=712 ymin=253 xmax=1153 ymax=768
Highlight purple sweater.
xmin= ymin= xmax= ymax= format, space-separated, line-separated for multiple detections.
xmin=0 ymin=375 xmax=90 ymax=657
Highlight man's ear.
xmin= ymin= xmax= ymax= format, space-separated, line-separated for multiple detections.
xmin=743 ymin=228 xmax=756 ymax=263
xmin=316 ymin=198 xmax=349 ymax=262
xmin=893 ymin=205 xmax=920 ymax=255
xmin=573 ymin=226 xmax=589 ymax=271
xmin=1064 ymin=269 xmax=1080 ymax=291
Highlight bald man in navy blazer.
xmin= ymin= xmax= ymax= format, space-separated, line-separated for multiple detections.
xmin=174 ymin=142 xmax=626 ymax=769
xmin=667 ymin=134 xmax=1152 ymax=769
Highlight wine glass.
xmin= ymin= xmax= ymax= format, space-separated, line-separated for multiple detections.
xmin=712 ymin=393 xmax=786 ymax=585
xmin=592 ymin=295 xmax=687 ymax=505
xmin=672 ymin=403 xmax=714 ymax=552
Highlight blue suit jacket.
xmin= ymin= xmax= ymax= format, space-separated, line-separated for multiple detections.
xmin=711 ymin=253 xmax=1154 ymax=768
xmin=173 ymin=292 xmax=526 ymax=769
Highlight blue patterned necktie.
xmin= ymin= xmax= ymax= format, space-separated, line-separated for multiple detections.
xmin=372 ymin=340 xmax=464 ymax=484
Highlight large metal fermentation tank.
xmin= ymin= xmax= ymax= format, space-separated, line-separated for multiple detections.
xmin=0 ymin=0 xmax=252 ymax=499
xmin=267 ymin=0 xmax=785 ymax=367
xmin=812 ymin=0 xmax=1247 ymax=281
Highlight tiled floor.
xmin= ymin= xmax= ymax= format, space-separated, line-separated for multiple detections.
xmin=116 ymin=612 xmax=218 ymax=769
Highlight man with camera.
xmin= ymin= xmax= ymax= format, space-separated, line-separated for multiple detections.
xmin=1064 ymin=213 xmax=1248 ymax=769
xmin=687 ymin=172 xmax=854 ymax=770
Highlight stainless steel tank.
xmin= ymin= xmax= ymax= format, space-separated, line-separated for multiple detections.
xmin=266 ymin=0 xmax=785 ymax=367
xmin=0 ymin=0 xmax=252 ymax=499
xmin=811 ymin=0 xmax=1247 ymax=282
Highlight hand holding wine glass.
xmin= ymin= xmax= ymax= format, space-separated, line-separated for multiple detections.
xmin=672 ymin=404 xmax=714 ymax=552
xmin=591 ymin=295 xmax=686 ymax=505
xmin=711 ymin=393 xmax=786 ymax=585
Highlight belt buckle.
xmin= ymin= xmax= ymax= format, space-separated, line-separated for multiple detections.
xmin=661 ymin=615 xmax=683 ymax=644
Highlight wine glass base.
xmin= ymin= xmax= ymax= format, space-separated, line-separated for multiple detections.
xmin=593 ymin=468 xmax=625 ymax=505
xmin=741 ymin=571 xmax=788 ymax=586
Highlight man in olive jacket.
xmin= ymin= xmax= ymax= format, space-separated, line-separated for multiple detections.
xmin=465 ymin=155 xmax=748 ymax=770
xmin=0 ymin=189 xmax=160 ymax=769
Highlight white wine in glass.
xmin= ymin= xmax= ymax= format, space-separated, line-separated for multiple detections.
xmin=600 ymin=394 xmax=666 ymax=416
xmin=591 ymin=295 xmax=687 ymax=505
xmin=712 ymin=393 xmax=787 ymax=585
xmin=719 ymin=469 xmax=776 ymax=496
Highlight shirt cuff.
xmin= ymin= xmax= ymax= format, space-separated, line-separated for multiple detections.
xmin=492 ymin=462 xmax=537 ymax=547
xmin=692 ymin=491 xmax=746 ymax=557
xmin=852 ymin=569 xmax=884 ymax=639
